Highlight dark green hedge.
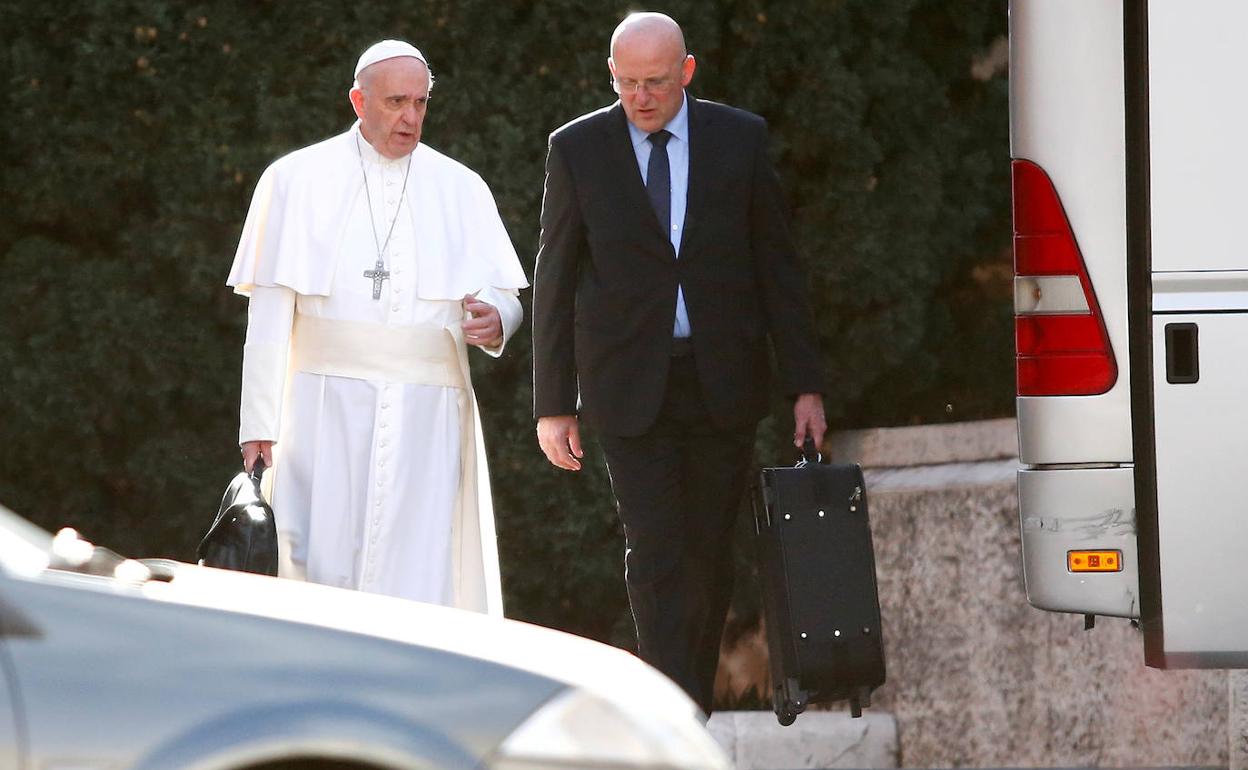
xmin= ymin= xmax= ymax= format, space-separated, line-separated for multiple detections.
xmin=0 ymin=0 xmax=1010 ymax=648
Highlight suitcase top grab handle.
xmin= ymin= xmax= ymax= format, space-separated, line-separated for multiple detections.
xmin=799 ymin=438 xmax=822 ymax=467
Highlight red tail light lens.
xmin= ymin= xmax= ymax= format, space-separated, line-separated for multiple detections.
xmin=1012 ymin=159 xmax=1117 ymax=396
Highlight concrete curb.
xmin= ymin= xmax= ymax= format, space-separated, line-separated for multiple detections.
xmin=707 ymin=711 xmax=898 ymax=769
xmin=828 ymin=417 xmax=1017 ymax=468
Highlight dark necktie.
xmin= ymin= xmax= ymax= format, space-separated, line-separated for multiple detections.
xmin=646 ymin=130 xmax=671 ymax=235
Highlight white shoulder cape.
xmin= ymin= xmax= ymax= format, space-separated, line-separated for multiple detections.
xmin=227 ymin=125 xmax=528 ymax=299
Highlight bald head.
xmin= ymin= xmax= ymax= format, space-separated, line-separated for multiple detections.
xmin=608 ymin=12 xmax=696 ymax=133
xmin=610 ymin=12 xmax=686 ymax=60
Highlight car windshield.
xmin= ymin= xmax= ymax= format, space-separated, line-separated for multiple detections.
xmin=0 ymin=504 xmax=53 ymax=576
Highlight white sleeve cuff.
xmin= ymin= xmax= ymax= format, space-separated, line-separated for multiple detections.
xmin=476 ymin=285 xmax=523 ymax=358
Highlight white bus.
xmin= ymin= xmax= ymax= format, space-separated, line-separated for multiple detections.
xmin=1012 ymin=0 xmax=1248 ymax=667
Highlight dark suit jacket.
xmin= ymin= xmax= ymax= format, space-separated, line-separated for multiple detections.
xmin=532 ymin=96 xmax=824 ymax=437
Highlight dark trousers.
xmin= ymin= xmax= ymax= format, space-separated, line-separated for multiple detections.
xmin=598 ymin=353 xmax=756 ymax=714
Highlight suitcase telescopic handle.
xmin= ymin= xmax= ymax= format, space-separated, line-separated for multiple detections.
xmin=798 ymin=437 xmax=822 ymax=467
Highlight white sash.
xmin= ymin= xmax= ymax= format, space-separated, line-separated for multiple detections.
xmin=291 ymin=314 xmax=464 ymax=388
xmin=284 ymin=312 xmax=503 ymax=616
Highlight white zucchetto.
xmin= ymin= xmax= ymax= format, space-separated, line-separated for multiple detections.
xmin=353 ymin=40 xmax=427 ymax=79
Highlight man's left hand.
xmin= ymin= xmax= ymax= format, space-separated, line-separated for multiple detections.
xmin=793 ymin=392 xmax=827 ymax=450
xmin=462 ymin=294 xmax=503 ymax=349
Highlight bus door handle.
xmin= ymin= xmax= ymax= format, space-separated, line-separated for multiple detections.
xmin=1165 ymin=322 xmax=1199 ymax=384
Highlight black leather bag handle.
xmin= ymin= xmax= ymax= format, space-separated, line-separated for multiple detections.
xmin=248 ymin=458 xmax=267 ymax=484
xmin=797 ymin=437 xmax=822 ymax=468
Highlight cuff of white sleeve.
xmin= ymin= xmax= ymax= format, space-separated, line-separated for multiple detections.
xmin=477 ymin=286 xmax=522 ymax=359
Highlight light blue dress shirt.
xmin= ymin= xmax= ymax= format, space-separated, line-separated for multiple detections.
xmin=628 ymin=93 xmax=692 ymax=338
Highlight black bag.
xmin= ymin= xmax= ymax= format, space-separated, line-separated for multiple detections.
xmin=753 ymin=439 xmax=886 ymax=724
xmin=197 ymin=462 xmax=278 ymax=576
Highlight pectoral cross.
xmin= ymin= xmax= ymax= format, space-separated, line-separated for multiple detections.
xmin=364 ymin=259 xmax=390 ymax=300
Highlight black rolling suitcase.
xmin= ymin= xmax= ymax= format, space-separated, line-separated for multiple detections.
xmin=753 ymin=440 xmax=885 ymax=724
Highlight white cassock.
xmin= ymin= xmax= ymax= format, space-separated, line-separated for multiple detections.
xmin=226 ymin=122 xmax=528 ymax=616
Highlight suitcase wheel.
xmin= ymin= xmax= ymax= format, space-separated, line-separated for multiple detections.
xmin=783 ymin=678 xmax=807 ymax=712
xmin=772 ymin=680 xmax=807 ymax=727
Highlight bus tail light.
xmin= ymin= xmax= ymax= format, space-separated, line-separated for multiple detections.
xmin=1012 ymin=159 xmax=1118 ymax=396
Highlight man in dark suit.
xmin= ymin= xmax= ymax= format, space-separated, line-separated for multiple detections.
xmin=531 ymin=11 xmax=826 ymax=714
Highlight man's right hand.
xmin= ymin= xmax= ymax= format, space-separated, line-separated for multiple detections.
xmin=241 ymin=440 xmax=274 ymax=473
xmin=537 ymin=415 xmax=583 ymax=471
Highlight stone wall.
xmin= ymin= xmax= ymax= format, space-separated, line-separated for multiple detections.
xmin=715 ymin=419 xmax=1227 ymax=767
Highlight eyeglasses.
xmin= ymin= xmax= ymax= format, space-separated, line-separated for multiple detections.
xmin=611 ymin=75 xmax=680 ymax=96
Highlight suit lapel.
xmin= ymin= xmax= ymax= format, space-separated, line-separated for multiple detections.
xmin=604 ymin=103 xmax=670 ymax=246
xmin=681 ymin=96 xmax=712 ymax=259
xmin=599 ymin=102 xmax=678 ymax=250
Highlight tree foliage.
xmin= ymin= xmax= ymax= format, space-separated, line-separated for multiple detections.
xmin=0 ymin=0 xmax=1009 ymax=646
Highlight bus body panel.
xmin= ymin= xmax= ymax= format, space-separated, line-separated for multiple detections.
xmin=1016 ymin=395 xmax=1133 ymax=464
xmin=1149 ymin=0 xmax=1248 ymax=274
xmin=1010 ymin=0 xmax=1140 ymax=619
xmin=1015 ymin=0 xmax=1248 ymax=664
xmin=1011 ymin=0 xmax=1134 ymax=468
xmin=1152 ymin=312 xmax=1248 ymax=662
xmin=1141 ymin=0 xmax=1248 ymax=663
xmin=1018 ymin=466 xmax=1139 ymax=618
xmin=1153 ymin=272 xmax=1248 ymax=313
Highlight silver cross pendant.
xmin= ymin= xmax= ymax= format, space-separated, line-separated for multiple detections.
xmin=363 ymin=259 xmax=390 ymax=300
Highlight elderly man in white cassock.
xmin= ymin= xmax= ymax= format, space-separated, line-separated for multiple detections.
xmin=226 ymin=40 xmax=528 ymax=616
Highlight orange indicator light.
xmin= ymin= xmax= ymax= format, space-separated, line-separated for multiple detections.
xmin=1067 ymin=550 xmax=1122 ymax=573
